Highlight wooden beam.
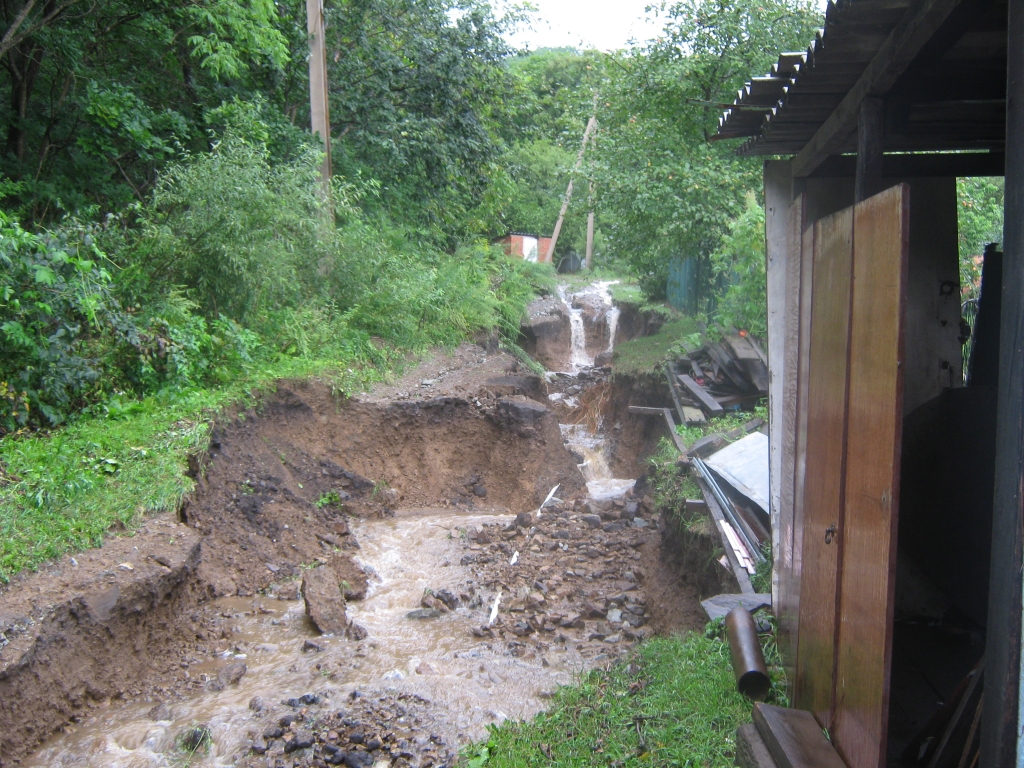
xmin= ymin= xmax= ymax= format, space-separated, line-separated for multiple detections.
xmin=306 ymin=0 xmax=331 ymax=186
xmin=980 ymin=0 xmax=1023 ymax=761
xmin=811 ymin=151 xmax=1006 ymax=177
xmin=679 ymin=373 xmax=725 ymax=414
xmin=855 ymin=97 xmax=885 ymax=201
xmin=792 ymin=0 xmax=966 ymax=177
xmin=545 ymin=116 xmax=597 ymax=263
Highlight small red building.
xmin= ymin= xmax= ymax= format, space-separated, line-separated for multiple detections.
xmin=496 ymin=232 xmax=553 ymax=264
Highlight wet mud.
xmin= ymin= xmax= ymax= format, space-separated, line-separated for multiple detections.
xmin=3 ymin=285 xmax=711 ymax=767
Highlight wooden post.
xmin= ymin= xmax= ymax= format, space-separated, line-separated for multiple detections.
xmin=854 ymin=97 xmax=884 ymax=203
xmin=763 ymin=159 xmax=794 ymax=614
xmin=585 ymin=204 xmax=595 ymax=270
xmin=545 ymin=116 xmax=597 ymax=264
xmin=306 ymin=0 xmax=331 ymax=186
xmin=981 ymin=0 xmax=1023 ymax=762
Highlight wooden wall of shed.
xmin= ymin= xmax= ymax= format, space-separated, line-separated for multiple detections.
xmin=765 ymin=170 xmax=964 ymax=712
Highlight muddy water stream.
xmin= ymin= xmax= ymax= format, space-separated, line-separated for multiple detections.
xmin=26 ymin=280 xmax=638 ymax=766
xmin=27 ymin=511 xmax=588 ymax=767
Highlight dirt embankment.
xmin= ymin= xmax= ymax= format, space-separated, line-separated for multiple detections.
xmin=0 ymin=348 xmax=586 ymax=765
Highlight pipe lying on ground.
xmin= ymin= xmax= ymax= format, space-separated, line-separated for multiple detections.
xmin=725 ymin=605 xmax=771 ymax=701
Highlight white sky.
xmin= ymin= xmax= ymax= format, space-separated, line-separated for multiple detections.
xmin=503 ymin=0 xmax=666 ymax=52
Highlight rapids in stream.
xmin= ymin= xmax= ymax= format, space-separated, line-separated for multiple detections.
xmin=25 ymin=281 xmax=637 ymax=767
xmin=26 ymin=512 xmax=589 ymax=767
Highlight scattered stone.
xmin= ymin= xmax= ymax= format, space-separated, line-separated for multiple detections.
xmin=303 ymin=638 xmax=325 ymax=653
xmin=421 ymin=593 xmax=449 ymax=613
xmin=217 ymin=660 xmax=247 ymax=687
xmin=631 ymin=519 xmax=650 ymax=529
xmin=277 ymin=582 xmax=300 ymax=601
xmin=434 ymin=588 xmax=459 ymax=610
xmin=406 ymin=608 xmax=441 ymax=620
xmin=606 ymin=608 xmax=623 ymax=623
xmin=602 ymin=522 xmax=625 ymax=533
xmin=179 ymin=725 xmax=212 ymax=752
xmin=415 ymin=662 xmax=436 ymax=675
xmin=581 ymin=514 xmax=601 ymax=528
xmin=332 ymin=519 xmax=350 ymax=536
xmin=302 ymin=566 xmax=351 ymax=635
xmin=284 ymin=729 xmax=315 ymax=753
xmin=603 ymin=634 xmax=621 ymax=644
xmin=472 ymin=484 xmax=488 ymax=498
xmin=249 ymin=696 xmax=268 ymax=712
xmin=250 ymin=737 xmax=268 ymax=754
xmin=515 ymin=511 xmax=534 ymax=528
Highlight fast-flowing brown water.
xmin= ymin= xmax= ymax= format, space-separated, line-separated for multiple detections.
xmin=26 ymin=510 xmax=589 ymax=767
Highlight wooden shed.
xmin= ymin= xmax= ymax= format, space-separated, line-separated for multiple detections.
xmin=496 ymin=232 xmax=554 ymax=264
xmin=717 ymin=0 xmax=1022 ymax=764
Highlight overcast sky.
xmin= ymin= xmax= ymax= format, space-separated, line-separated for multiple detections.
xmin=503 ymin=0 xmax=666 ymax=52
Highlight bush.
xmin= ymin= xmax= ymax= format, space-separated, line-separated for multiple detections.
xmin=0 ymin=215 xmax=134 ymax=430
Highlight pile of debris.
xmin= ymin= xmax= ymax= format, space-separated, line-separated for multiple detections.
xmin=668 ymin=332 xmax=768 ymax=424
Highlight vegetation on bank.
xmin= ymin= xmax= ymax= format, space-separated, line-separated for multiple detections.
xmin=465 ymin=626 xmax=786 ymax=768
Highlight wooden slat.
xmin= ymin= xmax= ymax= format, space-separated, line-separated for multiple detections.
xmin=832 ymin=183 xmax=909 ymax=768
xmin=764 ymin=160 xmax=793 ymax=611
xmin=776 ymin=194 xmax=807 ymax=682
xmin=981 ymin=0 xmax=1024 ymax=761
xmin=792 ymin=0 xmax=966 ymax=176
xmin=753 ymin=703 xmax=848 ymax=768
xmin=678 ymin=374 xmax=725 ymax=414
xmin=793 ymin=206 xmax=854 ymax=724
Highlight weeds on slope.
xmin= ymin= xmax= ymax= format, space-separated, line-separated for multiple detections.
xmin=466 ymin=627 xmax=787 ymax=768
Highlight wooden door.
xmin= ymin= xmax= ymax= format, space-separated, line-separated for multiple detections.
xmin=794 ymin=205 xmax=855 ymax=723
xmin=831 ymin=183 xmax=909 ymax=768
xmin=787 ymin=184 xmax=909 ymax=767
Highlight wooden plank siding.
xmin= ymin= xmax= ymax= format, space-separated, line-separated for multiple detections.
xmin=793 ymin=205 xmax=854 ymax=725
xmin=777 ymin=193 xmax=808 ymax=677
xmin=832 ymin=184 xmax=910 ymax=768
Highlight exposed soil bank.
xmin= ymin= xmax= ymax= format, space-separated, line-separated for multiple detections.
xmin=3 ymin=325 xmax=712 ymax=766
xmin=0 ymin=347 xmax=587 ymax=765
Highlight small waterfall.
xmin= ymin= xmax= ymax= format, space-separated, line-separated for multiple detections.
xmin=557 ymin=286 xmax=594 ymax=370
xmin=605 ymin=306 xmax=620 ymax=355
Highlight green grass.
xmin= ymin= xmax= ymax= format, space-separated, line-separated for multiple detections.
xmin=0 ymin=354 xmax=388 ymax=582
xmin=467 ymin=628 xmax=787 ymax=767
xmin=612 ymin=316 xmax=698 ymax=375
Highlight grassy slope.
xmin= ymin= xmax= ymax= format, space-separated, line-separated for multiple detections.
xmin=0 ymin=356 xmax=386 ymax=581
xmin=612 ymin=316 xmax=697 ymax=376
xmin=470 ymin=630 xmax=786 ymax=768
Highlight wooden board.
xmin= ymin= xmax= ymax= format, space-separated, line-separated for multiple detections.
xmin=678 ymin=374 xmax=725 ymax=414
xmin=776 ymin=194 xmax=807 ymax=680
xmin=832 ymin=183 xmax=909 ymax=768
xmin=794 ymin=205 xmax=854 ymax=723
xmin=753 ymin=703 xmax=848 ymax=768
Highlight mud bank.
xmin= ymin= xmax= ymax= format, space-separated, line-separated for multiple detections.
xmin=3 ymin=302 xmax=706 ymax=766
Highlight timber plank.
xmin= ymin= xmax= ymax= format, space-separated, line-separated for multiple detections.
xmin=678 ymin=374 xmax=725 ymax=414
xmin=832 ymin=184 xmax=909 ymax=768
xmin=753 ymin=704 xmax=847 ymax=768
xmin=794 ymin=204 xmax=854 ymax=725
xmin=777 ymin=194 xmax=807 ymax=684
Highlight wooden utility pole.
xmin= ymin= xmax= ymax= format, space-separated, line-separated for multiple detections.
xmin=306 ymin=0 xmax=331 ymax=186
xmin=545 ymin=116 xmax=597 ymax=264
xmin=585 ymin=182 xmax=595 ymax=270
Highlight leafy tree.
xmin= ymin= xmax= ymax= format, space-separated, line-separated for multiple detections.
xmin=593 ymin=0 xmax=820 ymax=298
xmin=957 ymin=176 xmax=1004 ymax=297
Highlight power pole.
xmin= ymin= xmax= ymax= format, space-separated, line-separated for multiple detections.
xmin=585 ymin=182 xmax=595 ymax=270
xmin=545 ymin=116 xmax=597 ymax=264
xmin=306 ymin=0 xmax=331 ymax=187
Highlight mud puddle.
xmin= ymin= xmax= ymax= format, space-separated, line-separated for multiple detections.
xmin=26 ymin=511 xmax=586 ymax=767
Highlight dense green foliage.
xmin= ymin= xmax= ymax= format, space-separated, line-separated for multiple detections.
xmin=468 ymin=629 xmax=786 ymax=767
xmin=957 ymin=177 xmax=1005 ymax=297
xmin=592 ymin=0 xmax=821 ymax=298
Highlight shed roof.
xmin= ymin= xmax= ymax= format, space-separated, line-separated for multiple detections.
xmin=717 ymin=0 xmax=1008 ymax=162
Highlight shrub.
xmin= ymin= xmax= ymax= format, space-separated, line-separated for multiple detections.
xmin=0 ymin=215 xmax=134 ymax=430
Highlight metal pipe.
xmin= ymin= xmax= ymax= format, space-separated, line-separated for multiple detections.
xmin=693 ymin=458 xmax=764 ymax=562
xmin=725 ymin=606 xmax=771 ymax=701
